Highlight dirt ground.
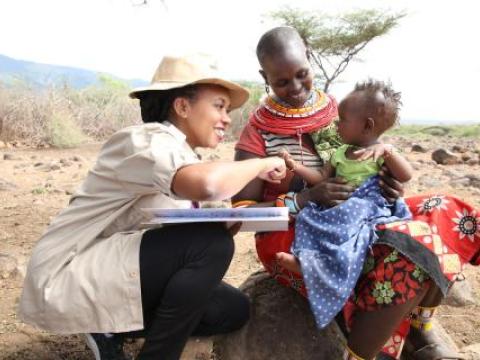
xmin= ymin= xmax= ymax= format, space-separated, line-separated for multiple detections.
xmin=0 ymin=137 xmax=479 ymax=359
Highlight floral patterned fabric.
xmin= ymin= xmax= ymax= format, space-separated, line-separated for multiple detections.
xmin=255 ymin=194 xmax=480 ymax=359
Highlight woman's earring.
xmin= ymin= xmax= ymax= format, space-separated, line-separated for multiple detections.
xmin=264 ymin=83 xmax=270 ymax=95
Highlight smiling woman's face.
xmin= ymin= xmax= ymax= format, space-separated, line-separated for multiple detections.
xmin=260 ymin=49 xmax=313 ymax=108
xmin=175 ymin=85 xmax=232 ymax=149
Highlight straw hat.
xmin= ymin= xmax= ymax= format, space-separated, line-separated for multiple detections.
xmin=129 ymin=56 xmax=249 ymax=110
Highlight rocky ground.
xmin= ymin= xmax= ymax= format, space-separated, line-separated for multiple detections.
xmin=0 ymin=135 xmax=479 ymax=359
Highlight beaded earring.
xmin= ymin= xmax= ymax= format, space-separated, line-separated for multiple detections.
xmin=264 ymin=82 xmax=270 ymax=95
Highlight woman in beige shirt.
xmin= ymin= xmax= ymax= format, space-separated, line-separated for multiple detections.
xmin=19 ymin=57 xmax=287 ymax=360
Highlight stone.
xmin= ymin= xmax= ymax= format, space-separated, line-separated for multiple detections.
xmin=0 ymin=254 xmax=18 ymax=279
xmin=432 ymin=149 xmax=461 ymax=165
xmin=467 ymin=159 xmax=479 ymax=166
xmin=442 ymin=169 xmax=464 ymax=179
xmin=460 ymin=343 xmax=480 ymax=360
xmin=462 ymin=154 xmax=472 ymax=162
xmin=411 ymin=161 xmax=423 ymax=171
xmin=59 ymin=158 xmax=73 ymax=167
xmin=214 ymin=271 xmax=345 ymax=360
xmin=443 ymin=278 xmax=477 ymax=307
xmin=452 ymin=145 xmax=468 ymax=153
xmin=3 ymin=153 xmax=22 ymax=160
xmin=71 ymin=155 xmax=85 ymax=162
xmin=411 ymin=144 xmax=428 ymax=153
xmin=402 ymin=318 xmax=462 ymax=359
xmin=180 ymin=338 xmax=213 ymax=360
xmin=0 ymin=178 xmax=17 ymax=191
xmin=450 ymin=178 xmax=471 ymax=187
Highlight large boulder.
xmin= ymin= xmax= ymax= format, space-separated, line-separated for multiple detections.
xmin=214 ymin=271 xmax=345 ymax=360
xmin=443 ymin=277 xmax=477 ymax=307
xmin=432 ymin=149 xmax=461 ymax=165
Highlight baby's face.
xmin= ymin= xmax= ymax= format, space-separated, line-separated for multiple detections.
xmin=337 ymin=94 xmax=370 ymax=146
xmin=261 ymin=49 xmax=313 ymax=108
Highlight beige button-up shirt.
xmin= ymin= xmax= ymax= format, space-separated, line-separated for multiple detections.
xmin=19 ymin=122 xmax=200 ymax=333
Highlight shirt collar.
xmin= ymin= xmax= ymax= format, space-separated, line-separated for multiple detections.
xmin=162 ymin=121 xmax=186 ymax=142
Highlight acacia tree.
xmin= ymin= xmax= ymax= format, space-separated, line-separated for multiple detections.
xmin=270 ymin=8 xmax=406 ymax=93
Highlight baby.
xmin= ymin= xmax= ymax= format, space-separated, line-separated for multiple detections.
xmin=282 ymin=80 xmax=413 ymax=329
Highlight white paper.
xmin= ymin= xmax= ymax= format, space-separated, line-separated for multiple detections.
xmin=141 ymin=207 xmax=289 ymax=232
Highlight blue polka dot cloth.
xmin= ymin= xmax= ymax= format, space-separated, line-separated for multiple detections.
xmin=292 ymin=176 xmax=411 ymax=328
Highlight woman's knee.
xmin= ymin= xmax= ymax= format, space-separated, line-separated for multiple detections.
xmin=227 ymin=290 xmax=250 ymax=331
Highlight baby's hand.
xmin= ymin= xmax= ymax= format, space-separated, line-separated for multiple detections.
xmin=278 ymin=149 xmax=297 ymax=171
xmin=354 ymin=143 xmax=394 ymax=162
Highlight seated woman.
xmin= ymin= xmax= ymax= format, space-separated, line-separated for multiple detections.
xmin=19 ymin=56 xmax=287 ymax=360
xmin=233 ymin=26 xmax=479 ymax=360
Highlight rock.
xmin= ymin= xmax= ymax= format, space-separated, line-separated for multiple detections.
xmin=411 ymin=162 xmax=422 ymax=171
xmin=402 ymin=318 xmax=461 ymax=359
xmin=71 ymin=155 xmax=85 ymax=162
xmin=50 ymin=163 xmax=61 ymax=171
xmin=443 ymin=278 xmax=477 ymax=307
xmin=180 ymin=338 xmax=213 ymax=360
xmin=35 ymin=164 xmax=53 ymax=172
xmin=466 ymin=174 xmax=480 ymax=182
xmin=418 ymin=175 xmax=443 ymax=188
xmin=450 ymin=178 xmax=471 ymax=187
xmin=59 ymin=158 xmax=73 ymax=167
xmin=462 ymin=154 xmax=472 ymax=162
xmin=411 ymin=144 xmax=428 ymax=153
xmin=461 ymin=343 xmax=480 ymax=360
xmin=442 ymin=169 xmax=464 ymax=179
xmin=3 ymin=153 xmax=22 ymax=160
xmin=34 ymin=162 xmax=45 ymax=167
xmin=467 ymin=159 xmax=479 ymax=166
xmin=0 ymin=178 xmax=17 ymax=191
xmin=214 ymin=271 xmax=345 ymax=360
xmin=452 ymin=145 xmax=468 ymax=153
xmin=0 ymin=254 xmax=18 ymax=279
xmin=432 ymin=149 xmax=461 ymax=165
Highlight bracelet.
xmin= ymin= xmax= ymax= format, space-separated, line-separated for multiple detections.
xmin=231 ymin=200 xmax=258 ymax=208
xmin=285 ymin=192 xmax=300 ymax=215
xmin=275 ymin=194 xmax=287 ymax=208
xmin=275 ymin=192 xmax=300 ymax=216
xmin=383 ymin=144 xmax=396 ymax=159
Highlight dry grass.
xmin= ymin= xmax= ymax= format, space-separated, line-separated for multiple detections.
xmin=0 ymin=79 xmax=259 ymax=147
xmin=0 ymin=79 xmax=141 ymax=147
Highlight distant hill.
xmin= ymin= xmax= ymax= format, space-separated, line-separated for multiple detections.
xmin=0 ymin=53 xmax=148 ymax=89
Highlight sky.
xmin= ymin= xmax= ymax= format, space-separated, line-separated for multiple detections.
xmin=1 ymin=0 xmax=479 ymax=124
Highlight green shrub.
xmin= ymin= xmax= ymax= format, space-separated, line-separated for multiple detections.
xmin=47 ymin=111 xmax=89 ymax=148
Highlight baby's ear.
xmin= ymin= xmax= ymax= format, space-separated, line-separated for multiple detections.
xmin=364 ymin=117 xmax=376 ymax=133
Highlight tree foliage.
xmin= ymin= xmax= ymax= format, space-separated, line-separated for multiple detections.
xmin=270 ymin=8 xmax=406 ymax=92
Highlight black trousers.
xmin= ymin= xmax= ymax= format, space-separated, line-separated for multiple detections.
xmin=120 ymin=222 xmax=249 ymax=360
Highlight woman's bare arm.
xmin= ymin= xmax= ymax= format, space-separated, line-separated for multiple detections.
xmin=172 ymin=156 xmax=286 ymax=202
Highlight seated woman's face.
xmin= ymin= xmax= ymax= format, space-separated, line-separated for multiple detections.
xmin=178 ymin=85 xmax=232 ymax=149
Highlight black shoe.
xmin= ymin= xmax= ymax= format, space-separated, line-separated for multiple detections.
xmin=84 ymin=333 xmax=129 ymax=360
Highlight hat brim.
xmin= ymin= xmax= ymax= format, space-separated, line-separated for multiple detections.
xmin=129 ymin=78 xmax=249 ymax=110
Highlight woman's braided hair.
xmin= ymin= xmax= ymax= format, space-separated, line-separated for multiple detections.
xmin=137 ymin=85 xmax=199 ymax=123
